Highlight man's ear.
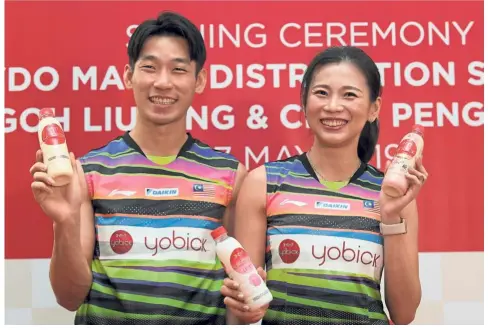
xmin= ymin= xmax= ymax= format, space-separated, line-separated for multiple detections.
xmin=195 ymin=68 xmax=207 ymax=94
xmin=124 ymin=64 xmax=133 ymax=89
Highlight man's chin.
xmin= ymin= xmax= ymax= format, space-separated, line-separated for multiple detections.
xmin=147 ymin=112 xmax=185 ymax=126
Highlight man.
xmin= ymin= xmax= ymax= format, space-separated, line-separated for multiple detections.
xmin=30 ymin=11 xmax=247 ymax=325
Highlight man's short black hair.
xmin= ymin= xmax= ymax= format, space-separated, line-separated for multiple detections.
xmin=128 ymin=11 xmax=206 ymax=73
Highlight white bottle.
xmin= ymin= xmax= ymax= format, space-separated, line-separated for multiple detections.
xmin=382 ymin=124 xmax=425 ymax=197
xmin=211 ymin=226 xmax=273 ymax=310
xmin=37 ymin=108 xmax=73 ymax=186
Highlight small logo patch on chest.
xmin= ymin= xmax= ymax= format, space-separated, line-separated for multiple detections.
xmin=314 ymin=201 xmax=351 ymax=210
xmin=192 ymin=183 xmax=216 ymax=198
xmin=145 ymin=188 xmax=179 ymax=197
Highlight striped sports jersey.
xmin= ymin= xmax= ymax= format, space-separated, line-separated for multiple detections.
xmin=261 ymin=154 xmax=388 ymax=325
xmin=75 ymin=132 xmax=240 ymax=325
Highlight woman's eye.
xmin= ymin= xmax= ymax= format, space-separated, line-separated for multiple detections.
xmin=314 ymin=90 xmax=327 ymax=96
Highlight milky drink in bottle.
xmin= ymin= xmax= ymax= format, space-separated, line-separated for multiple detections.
xmin=37 ymin=108 xmax=73 ymax=186
xmin=382 ymin=124 xmax=425 ymax=197
xmin=211 ymin=226 xmax=273 ymax=309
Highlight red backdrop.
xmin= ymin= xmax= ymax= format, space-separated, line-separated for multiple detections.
xmin=4 ymin=1 xmax=484 ymax=258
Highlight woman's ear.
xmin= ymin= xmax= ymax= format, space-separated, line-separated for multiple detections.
xmin=369 ymin=97 xmax=382 ymax=122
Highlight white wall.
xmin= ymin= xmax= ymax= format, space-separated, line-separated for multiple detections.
xmin=4 ymin=252 xmax=484 ymax=325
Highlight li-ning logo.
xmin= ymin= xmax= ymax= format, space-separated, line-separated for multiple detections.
xmin=280 ymin=199 xmax=307 ymax=207
xmin=145 ymin=188 xmax=179 ymax=197
xmin=109 ymin=189 xmax=136 ymax=197
xmin=315 ymin=201 xmax=350 ymax=210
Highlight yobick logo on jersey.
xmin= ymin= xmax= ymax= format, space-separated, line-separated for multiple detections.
xmin=315 ymin=201 xmax=350 ymax=210
xmin=278 ymin=239 xmax=301 ymax=264
xmin=312 ymin=241 xmax=381 ymax=267
xmin=145 ymin=230 xmax=208 ymax=256
xmin=145 ymin=188 xmax=179 ymax=197
xmin=110 ymin=230 xmax=134 ymax=254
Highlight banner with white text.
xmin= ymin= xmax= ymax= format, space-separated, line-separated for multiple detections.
xmin=4 ymin=0 xmax=484 ymax=259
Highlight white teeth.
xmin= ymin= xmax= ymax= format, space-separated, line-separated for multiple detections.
xmin=149 ymin=97 xmax=176 ymax=105
xmin=321 ymin=119 xmax=347 ymax=127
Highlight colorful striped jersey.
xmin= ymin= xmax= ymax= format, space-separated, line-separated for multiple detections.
xmin=261 ymin=154 xmax=388 ymax=325
xmin=75 ymin=132 xmax=240 ymax=325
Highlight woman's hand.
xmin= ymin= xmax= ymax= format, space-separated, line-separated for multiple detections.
xmin=380 ymin=156 xmax=428 ymax=223
xmin=220 ymin=267 xmax=269 ymax=324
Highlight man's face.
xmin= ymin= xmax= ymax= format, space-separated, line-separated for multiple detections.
xmin=124 ymin=35 xmax=206 ymax=126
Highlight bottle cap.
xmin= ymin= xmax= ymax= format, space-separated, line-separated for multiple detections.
xmin=39 ymin=108 xmax=55 ymax=119
xmin=211 ymin=226 xmax=228 ymax=240
xmin=412 ymin=124 xmax=424 ymax=135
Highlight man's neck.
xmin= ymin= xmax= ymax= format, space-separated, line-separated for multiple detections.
xmin=129 ymin=118 xmax=188 ymax=157
xmin=308 ymin=139 xmax=362 ymax=182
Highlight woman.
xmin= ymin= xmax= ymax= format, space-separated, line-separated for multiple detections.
xmin=221 ymin=46 xmax=427 ymax=325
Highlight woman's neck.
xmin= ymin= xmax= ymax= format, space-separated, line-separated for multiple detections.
xmin=307 ymin=140 xmax=362 ymax=182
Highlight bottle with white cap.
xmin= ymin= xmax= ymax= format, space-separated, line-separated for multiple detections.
xmin=37 ymin=108 xmax=73 ymax=186
xmin=211 ymin=226 xmax=273 ymax=309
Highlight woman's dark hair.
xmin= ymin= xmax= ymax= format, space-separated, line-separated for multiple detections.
xmin=128 ymin=11 xmax=206 ymax=74
xmin=301 ymin=46 xmax=382 ymax=163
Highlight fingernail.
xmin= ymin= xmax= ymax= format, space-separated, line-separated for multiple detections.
xmin=238 ymin=293 xmax=244 ymax=299
xmin=48 ymin=178 xmax=56 ymax=185
xmin=243 ymin=306 xmax=250 ymax=311
xmin=234 ymin=283 xmax=239 ymax=288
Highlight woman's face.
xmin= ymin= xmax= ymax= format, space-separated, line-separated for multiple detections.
xmin=305 ymin=61 xmax=380 ymax=149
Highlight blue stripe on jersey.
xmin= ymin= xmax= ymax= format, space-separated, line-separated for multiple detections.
xmin=96 ymin=216 xmax=221 ymax=230
xmin=267 ymin=227 xmax=383 ymax=244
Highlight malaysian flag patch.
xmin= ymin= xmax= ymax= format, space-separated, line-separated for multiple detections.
xmin=363 ymin=199 xmax=381 ymax=214
xmin=192 ymin=183 xmax=216 ymax=198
